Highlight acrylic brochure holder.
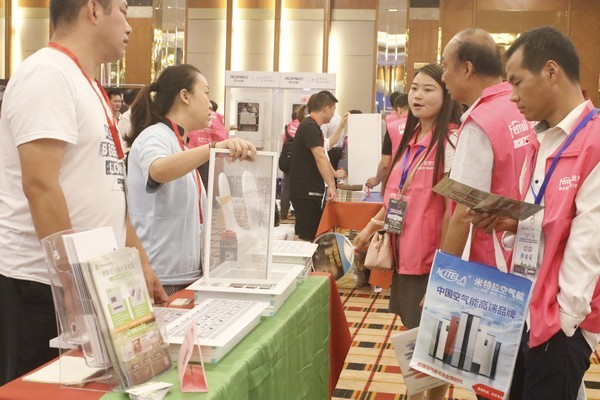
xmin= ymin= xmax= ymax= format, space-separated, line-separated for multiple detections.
xmin=204 ymin=149 xmax=278 ymax=283
xmin=42 ymin=229 xmax=115 ymax=390
xmin=42 ymin=228 xmax=172 ymax=391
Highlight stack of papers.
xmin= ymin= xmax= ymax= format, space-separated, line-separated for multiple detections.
xmin=187 ymin=265 xmax=303 ymax=316
xmin=335 ymin=189 xmax=366 ymax=202
xmin=126 ymin=381 xmax=173 ymax=400
xmin=22 ymin=356 xmax=104 ymax=385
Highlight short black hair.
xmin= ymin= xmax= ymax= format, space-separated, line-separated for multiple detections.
xmin=307 ymin=91 xmax=338 ymax=113
xmin=106 ymin=89 xmax=122 ymax=99
xmin=123 ymin=88 xmax=139 ymax=105
xmin=505 ymin=26 xmax=579 ymax=83
xmin=393 ymin=93 xmax=408 ymax=109
xmin=453 ymin=28 xmax=502 ymax=77
xmin=209 ymin=100 xmax=218 ymax=112
xmin=389 ymin=91 xmax=400 ymax=108
xmin=50 ymin=0 xmax=112 ymax=27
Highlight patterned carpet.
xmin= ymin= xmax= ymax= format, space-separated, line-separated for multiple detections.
xmin=332 ymin=283 xmax=600 ymax=400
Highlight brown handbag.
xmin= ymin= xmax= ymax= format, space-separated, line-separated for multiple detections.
xmin=363 ymin=230 xmax=394 ymax=271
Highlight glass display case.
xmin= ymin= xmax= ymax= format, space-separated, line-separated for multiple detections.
xmin=203 ymin=149 xmax=278 ymax=283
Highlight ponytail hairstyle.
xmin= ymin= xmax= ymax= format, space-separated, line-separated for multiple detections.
xmin=382 ymin=64 xmax=462 ymax=192
xmin=126 ymin=64 xmax=202 ymax=147
xmin=295 ymin=104 xmax=308 ymax=122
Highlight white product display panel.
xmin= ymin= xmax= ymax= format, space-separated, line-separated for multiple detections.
xmin=347 ymin=113 xmax=382 ymax=186
xmin=224 ymin=71 xmax=336 ymax=153
xmin=204 ymin=149 xmax=278 ymax=283
xmin=187 ymin=265 xmax=304 ymax=317
xmin=165 ymin=299 xmax=268 ymax=363
xmin=227 ymin=88 xmax=274 ymax=149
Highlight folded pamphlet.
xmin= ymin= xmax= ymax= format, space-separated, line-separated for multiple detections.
xmin=433 ymin=177 xmax=543 ymax=221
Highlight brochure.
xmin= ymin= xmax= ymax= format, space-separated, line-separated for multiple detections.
xmin=433 ymin=177 xmax=543 ymax=220
xmin=82 ymin=247 xmax=172 ymax=387
xmin=410 ymin=251 xmax=532 ymax=400
xmin=389 ymin=328 xmax=446 ymax=395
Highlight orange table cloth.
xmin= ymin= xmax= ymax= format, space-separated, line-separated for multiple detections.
xmin=316 ymin=201 xmax=393 ymax=289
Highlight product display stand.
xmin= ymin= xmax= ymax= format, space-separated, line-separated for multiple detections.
xmin=41 ymin=228 xmax=171 ymax=392
xmin=190 ymin=149 xmax=306 ymax=316
xmin=41 ymin=229 xmax=115 ymax=390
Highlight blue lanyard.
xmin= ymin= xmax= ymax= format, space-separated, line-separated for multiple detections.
xmin=533 ymin=108 xmax=599 ymax=205
xmin=398 ymin=146 xmax=426 ymax=189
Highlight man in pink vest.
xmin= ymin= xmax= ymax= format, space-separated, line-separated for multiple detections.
xmin=440 ymin=28 xmax=534 ymax=267
xmin=366 ymin=94 xmax=409 ymax=189
xmin=471 ymin=26 xmax=599 ymax=400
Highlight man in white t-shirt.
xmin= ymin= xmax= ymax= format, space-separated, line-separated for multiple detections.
xmin=0 ymin=0 xmax=166 ymax=384
xmin=117 ymin=88 xmax=139 ymax=151
xmin=107 ymin=89 xmax=123 ymax=121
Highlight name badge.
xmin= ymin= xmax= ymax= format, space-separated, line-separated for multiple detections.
xmin=512 ymin=209 xmax=543 ymax=276
xmin=384 ymin=193 xmax=408 ymax=234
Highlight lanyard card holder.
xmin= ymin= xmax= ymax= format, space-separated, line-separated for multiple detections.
xmin=383 ymin=193 xmax=408 ymax=234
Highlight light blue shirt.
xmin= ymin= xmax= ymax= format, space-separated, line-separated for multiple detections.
xmin=127 ymin=122 xmax=207 ymax=285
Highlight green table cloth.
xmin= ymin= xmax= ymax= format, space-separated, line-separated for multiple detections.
xmin=101 ymin=275 xmax=330 ymax=400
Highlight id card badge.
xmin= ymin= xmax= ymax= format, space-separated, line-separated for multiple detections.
xmin=512 ymin=209 xmax=543 ymax=276
xmin=383 ymin=193 xmax=408 ymax=234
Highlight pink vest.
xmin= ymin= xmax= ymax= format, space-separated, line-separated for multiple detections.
xmin=525 ymin=102 xmax=600 ymax=347
xmin=387 ymin=115 xmax=408 ymax=159
xmin=286 ymin=119 xmax=300 ymax=137
xmin=459 ymin=82 xmax=534 ymax=267
xmin=384 ymin=126 xmax=452 ymax=275
xmin=188 ymin=112 xmax=228 ymax=149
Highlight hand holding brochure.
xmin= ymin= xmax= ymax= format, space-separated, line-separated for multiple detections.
xmin=432 ymin=177 xmax=542 ymax=220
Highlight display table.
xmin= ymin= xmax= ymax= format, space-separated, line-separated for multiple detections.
xmin=0 ymin=275 xmax=343 ymax=400
xmin=316 ymin=200 xmax=393 ymax=289
xmin=316 ymin=201 xmax=382 ymax=236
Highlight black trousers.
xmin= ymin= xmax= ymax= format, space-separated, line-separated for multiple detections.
xmin=0 ymin=275 xmax=58 ymax=385
xmin=508 ymin=328 xmax=591 ymax=400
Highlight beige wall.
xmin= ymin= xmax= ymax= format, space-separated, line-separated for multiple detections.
xmin=187 ymin=7 xmax=227 ymax=107
xmin=185 ymin=0 xmax=378 ymax=114
xmin=11 ymin=7 xmax=49 ymax=74
xmin=439 ymin=0 xmax=600 ymax=105
xmin=329 ymin=9 xmax=377 ymax=114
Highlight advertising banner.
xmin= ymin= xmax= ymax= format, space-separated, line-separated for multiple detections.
xmin=410 ymin=251 xmax=532 ymax=399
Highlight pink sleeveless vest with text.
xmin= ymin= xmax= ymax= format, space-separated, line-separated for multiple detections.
xmin=387 ymin=115 xmax=408 ymax=159
xmin=384 ymin=126 xmax=453 ymax=275
xmin=524 ymin=102 xmax=600 ymax=347
xmin=460 ymin=82 xmax=534 ymax=267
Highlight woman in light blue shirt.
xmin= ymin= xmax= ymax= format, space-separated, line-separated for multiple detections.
xmin=125 ymin=64 xmax=256 ymax=294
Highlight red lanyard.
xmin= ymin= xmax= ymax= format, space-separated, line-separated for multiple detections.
xmin=47 ymin=42 xmax=125 ymax=159
xmin=167 ymin=119 xmax=204 ymax=224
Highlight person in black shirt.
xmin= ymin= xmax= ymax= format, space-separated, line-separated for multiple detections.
xmin=289 ymin=91 xmax=339 ymax=241
xmin=366 ymin=94 xmax=409 ymax=189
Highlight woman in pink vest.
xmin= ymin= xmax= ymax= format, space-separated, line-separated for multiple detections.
xmin=354 ymin=64 xmax=462 ymax=400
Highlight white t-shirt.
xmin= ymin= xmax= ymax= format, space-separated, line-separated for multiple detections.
xmin=118 ymin=109 xmax=132 ymax=151
xmin=0 ymin=47 xmax=127 ymax=285
xmin=449 ymin=101 xmax=494 ymax=191
xmin=321 ymin=114 xmax=344 ymax=147
xmin=126 ymin=122 xmax=207 ymax=285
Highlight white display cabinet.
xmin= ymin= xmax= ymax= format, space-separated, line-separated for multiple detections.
xmin=224 ymin=71 xmax=336 ymax=153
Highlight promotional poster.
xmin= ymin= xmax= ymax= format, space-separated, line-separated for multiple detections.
xmin=410 ymin=251 xmax=532 ymax=399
